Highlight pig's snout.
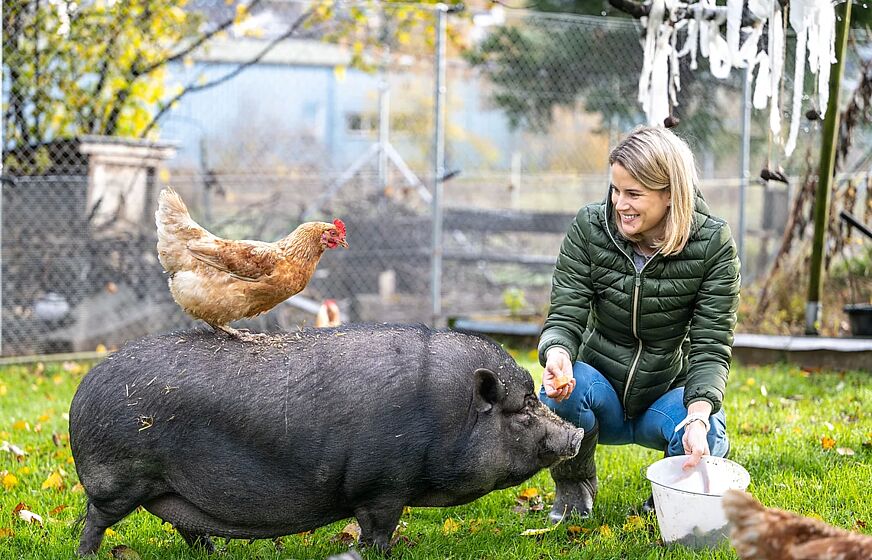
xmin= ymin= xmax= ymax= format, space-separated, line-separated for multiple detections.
xmin=564 ymin=428 xmax=585 ymax=459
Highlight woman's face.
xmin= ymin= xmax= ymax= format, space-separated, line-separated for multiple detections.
xmin=610 ymin=163 xmax=671 ymax=242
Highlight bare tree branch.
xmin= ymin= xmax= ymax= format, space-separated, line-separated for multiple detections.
xmin=608 ymin=0 xmax=650 ymax=18
xmin=133 ymin=0 xmax=265 ymax=78
xmin=139 ymin=9 xmax=315 ymax=138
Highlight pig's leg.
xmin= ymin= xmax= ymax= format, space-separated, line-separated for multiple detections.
xmin=355 ymin=503 xmax=404 ymax=552
xmin=77 ymin=500 xmax=137 ymax=556
xmin=176 ymin=528 xmax=216 ymax=553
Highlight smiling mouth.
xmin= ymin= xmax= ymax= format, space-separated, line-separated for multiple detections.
xmin=620 ymin=214 xmax=639 ymax=223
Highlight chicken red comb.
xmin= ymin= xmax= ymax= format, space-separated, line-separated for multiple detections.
xmin=333 ymin=219 xmax=346 ymax=236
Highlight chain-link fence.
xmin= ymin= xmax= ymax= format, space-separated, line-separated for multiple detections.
xmin=2 ymin=1 xmax=871 ymax=356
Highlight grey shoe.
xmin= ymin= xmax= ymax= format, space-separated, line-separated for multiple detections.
xmin=548 ymin=424 xmax=599 ymax=523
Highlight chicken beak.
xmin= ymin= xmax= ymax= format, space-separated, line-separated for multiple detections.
xmin=339 ymin=239 xmax=349 ymax=248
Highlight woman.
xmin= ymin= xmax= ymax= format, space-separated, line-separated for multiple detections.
xmin=538 ymin=126 xmax=740 ymax=522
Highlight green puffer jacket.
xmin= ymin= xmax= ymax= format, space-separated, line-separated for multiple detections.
xmin=537 ymin=191 xmax=740 ymax=418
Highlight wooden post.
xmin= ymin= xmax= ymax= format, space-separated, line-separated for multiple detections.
xmin=805 ymin=0 xmax=852 ymax=335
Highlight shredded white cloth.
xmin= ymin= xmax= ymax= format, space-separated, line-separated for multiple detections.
xmin=634 ymin=0 xmax=836 ymax=156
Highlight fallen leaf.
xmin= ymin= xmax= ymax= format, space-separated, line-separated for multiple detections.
xmin=41 ymin=471 xmax=64 ymax=491
xmin=0 ymin=441 xmax=26 ymax=459
xmin=0 ymin=527 xmax=13 ymax=538
xmin=330 ymin=522 xmax=360 ymax=545
xmin=0 ymin=384 xmax=7 ymax=396
xmin=836 ymin=447 xmax=855 ymax=456
xmin=49 ymin=505 xmax=68 ymax=516
xmin=96 ymin=344 xmax=107 ymax=354
xmin=442 ymin=518 xmax=461 ymax=535
xmin=599 ymin=524 xmax=614 ymax=538
xmin=110 ymin=544 xmax=140 ymax=560
xmin=520 ymin=524 xmax=561 ymax=537
xmin=623 ymin=515 xmax=646 ymax=532
xmin=821 ymin=436 xmax=836 ymax=450
xmin=11 ymin=421 xmax=29 ymax=432
xmin=105 ymin=528 xmax=117 ymax=537
xmin=17 ymin=509 xmax=43 ymax=526
xmin=2 ymin=473 xmax=19 ymax=490
xmin=744 ymin=378 xmax=756 ymax=386
xmin=854 ymin=520 xmax=867 ymax=530
xmin=567 ymin=525 xmax=583 ymax=536
xmin=518 ymin=487 xmax=539 ymax=501
xmin=71 ymin=483 xmax=84 ymax=493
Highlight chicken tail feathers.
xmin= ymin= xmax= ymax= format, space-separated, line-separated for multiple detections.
xmin=156 ymin=187 xmax=209 ymax=273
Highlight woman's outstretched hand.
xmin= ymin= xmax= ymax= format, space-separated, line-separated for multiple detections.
xmin=681 ymin=421 xmax=711 ymax=469
xmin=681 ymin=401 xmax=713 ymax=469
xmin=543 ymin=347 xmax=575 ymax=402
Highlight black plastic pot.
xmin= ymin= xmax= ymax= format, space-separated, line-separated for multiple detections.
xmin=844 ymin=303 xmax=872 ymax=337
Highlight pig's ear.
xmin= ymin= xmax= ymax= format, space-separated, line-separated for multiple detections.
xmin=474 ymin=368 xmax=507 ymax=413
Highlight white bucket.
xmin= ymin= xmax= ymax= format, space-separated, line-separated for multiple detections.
xmin=645 ymin=455 xmax=750 ymax=548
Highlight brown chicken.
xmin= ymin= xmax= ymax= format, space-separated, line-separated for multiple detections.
xmin=156 ymin=187 xmax=347 ymax=339
xmin=314 ymin=299 xmax=342 ymax=328
xmin=723 ymin=489 xmax=872 ymax=560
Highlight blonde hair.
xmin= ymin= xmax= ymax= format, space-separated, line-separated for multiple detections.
xmin=608 ymin=126 xmax=696 ymax=256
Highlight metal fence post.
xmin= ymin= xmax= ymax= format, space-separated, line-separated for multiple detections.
xmin=431 ymin=4 xmax=448 ymax=327
xmin=738 ymin=64 xmax=751 ymax=278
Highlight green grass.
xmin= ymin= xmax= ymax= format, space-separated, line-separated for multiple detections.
xmin=1 ymin=356 xmax=870 ymax=559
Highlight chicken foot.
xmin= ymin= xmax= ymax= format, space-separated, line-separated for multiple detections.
xmin=211 ymin=324 xmax=270 ymax=343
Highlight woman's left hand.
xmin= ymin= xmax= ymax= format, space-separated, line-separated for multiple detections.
xmin=682 ymin=420 xmax=711 ymax=469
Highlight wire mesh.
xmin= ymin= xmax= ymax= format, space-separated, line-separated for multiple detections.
xmin=1 ymin=1 xmax=870 ymax=355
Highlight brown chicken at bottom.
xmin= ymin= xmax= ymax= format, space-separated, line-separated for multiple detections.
xmin=723 ymin=489 xmax=872 ymax=560
xmin=155 ymin=187 xmax=347 ymax=339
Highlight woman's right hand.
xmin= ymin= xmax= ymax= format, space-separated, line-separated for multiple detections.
xmin=543 ymin=347 xmax=575 ymax=402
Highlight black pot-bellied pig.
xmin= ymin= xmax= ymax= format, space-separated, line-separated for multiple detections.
xmin=70 ymin=324 xmax=584 ymax=555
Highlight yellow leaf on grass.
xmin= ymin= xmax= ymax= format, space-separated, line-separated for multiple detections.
xmin=599 ymin=524 xmax=614 ymax=538
xmin=41 ymin=471 xmax=64 ymax=491
xmin=518 ymin=487 xmax=539 ymax=500
xmin=0 ymin=384 xmax=7 ymax=396
xmin=623 ymin=515 xmax=646 ymax=532
xmin=442 ymin=518 xmax=461 ymax=535
xmin=12 ymin=421 xmax=29 ymax=432
xmin=2 ymin=473 xmax=18 ymax=490
xmin=821 ymin=436 xmax=836 ymax=450
xmin=0 ymin=527 xmax=13 ymax=537
xmin=71 ymin=483 xmax=84 ymax=493
xmin=520 ymin=524 xmax=560 ymax=536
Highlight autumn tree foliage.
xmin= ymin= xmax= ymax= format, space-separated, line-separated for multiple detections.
xmin=1 ymin=0 xmax=447 ymax=160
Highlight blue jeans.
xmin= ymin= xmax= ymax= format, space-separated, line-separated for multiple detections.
xmin=539 ymin=362 xmax=729 ymax=458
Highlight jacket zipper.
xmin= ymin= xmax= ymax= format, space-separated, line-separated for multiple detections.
xmin=604 ymin=219 xmax=660 ymax=418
